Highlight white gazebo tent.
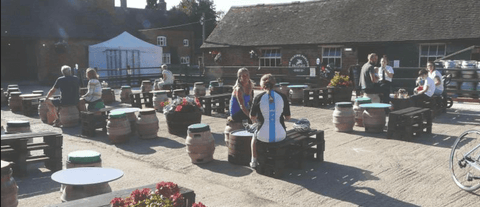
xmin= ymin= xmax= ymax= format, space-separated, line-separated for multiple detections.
xmin=88 ymin=31 xmax=162 ymax=77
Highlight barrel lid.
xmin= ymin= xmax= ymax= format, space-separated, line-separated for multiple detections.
xmin=359 ymin=103 xmax=391 ymax=108
xmin=121 ymin=85 xmax=131 ymax=89
xmin=188 ymin=123 xmax=210 ymax=133
xmin=109 ymin=111 xmax=126 ymax=118
xmin=230 ymin=129 xmax=253 ymax=136
xmin=142 ymin=80 xmax=151 ymax=83
xmin=10 ymin=91 xmax=22 ymax=95
xmin=7 ymin=120 xmax=30 ymax=127
xmin=173 ymin=89 xmax=184 ymax=92
xmin=279 ymin=82 xmax=290 ymax=86
xmin=68 ymin=150 xmax=101 ymax=164
xmin=355 ymin=97 xmax=372 ymax=104
xmin=194 ymin=82 xmax=204 ymax=85
xmin=335 ymin=102 xmax=353 ymax=108
xmin=139 ymin=108 xmax=156 ymax=114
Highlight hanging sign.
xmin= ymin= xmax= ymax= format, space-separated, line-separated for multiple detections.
xmin=289 ymin=54 xmax=310 ymax=75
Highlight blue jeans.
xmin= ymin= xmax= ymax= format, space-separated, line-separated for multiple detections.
xmin=433 ymin=88 xmax=443 ymax=95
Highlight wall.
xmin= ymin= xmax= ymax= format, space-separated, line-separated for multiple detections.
xmin=140 ymin=29 xmax=195 ymax=65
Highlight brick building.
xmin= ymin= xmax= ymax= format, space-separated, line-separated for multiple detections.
xmin=201 ymin=0 xmax=480 ymax=85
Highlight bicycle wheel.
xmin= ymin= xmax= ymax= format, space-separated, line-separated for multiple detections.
xmin=450 ymin=130 xmax=480 ymax=192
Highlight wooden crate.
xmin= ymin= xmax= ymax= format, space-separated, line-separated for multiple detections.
xmin=129 ymin=92 xmax=153 ymax=109
xmin=198 ymin=93 xmax=231 ymax=116
xmin=387 ymin=107 xmax=432 ymax=140
xmin=303 ymin=87 xmax=333 ymax=107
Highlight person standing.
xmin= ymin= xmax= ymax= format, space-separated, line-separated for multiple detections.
xmin=378 ymin=56 xmax=394 ymax=103
xmin=411 ymin=68 xmax=435 ymax=106
xmin=45 ymin=65 xmax=80 ymax=127
xmin=249 ymin=74 xmax=291 ymax=168
xmin=155 ymin=64 xmax=174 ymax=89
xmin=360 ymin=53 xmax=381 ymax=102
xmin=229 ymin=67 xmax=254 ymax=123
xmin=78 ymin=68 xmax=104 ymax=111
xmin=427 ymin=61 xmax=444 ymax=95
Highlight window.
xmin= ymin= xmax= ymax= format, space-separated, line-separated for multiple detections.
xmin=105 ymin=49 xmax=140 ymax=76
xmin=259 ymin=49 xmax=281 ymax=66
xmin=157 ymin=36 xmax=167 ymax=46
xmin=180 ymin=56 xmax=190 ymax=64
xmin=419 ymin=44 xmax=446 ymax=67
xmin=162 ymin=53 xmax=171 ymax=64
xmin=183 ymin=39 xmax=189 ymax=47
xmin=322 ymin=47 xmax=342 ymax=69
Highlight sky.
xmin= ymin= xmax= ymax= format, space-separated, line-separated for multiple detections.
xmin=115 ymin=0 xmax=314 ymax=13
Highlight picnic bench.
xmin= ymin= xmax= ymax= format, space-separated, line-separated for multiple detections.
xmin=256 ymin=129 xmax=325 ymax=178
xmin=129 ymin=91 xmax=153 ymax=109
xmin=303 ymin=87 xmax=333 ymax=107
xmin=1 ymin=132 xmax=63 ymax=176
xmin=198 ymin=93 xmax=232 ymax=116
xmin=81 ymin=108 xmax=113 ymax=137
xmin=46 ymin=183 xmax=195 ymax=207
xmin=387 ymin=107 xmax=432 ymax=140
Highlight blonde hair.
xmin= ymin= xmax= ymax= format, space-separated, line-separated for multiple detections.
xmin=86 ymin=68 xmax=99 ymax=79
xmin=233 ymin=67 xmax=254 ymax=92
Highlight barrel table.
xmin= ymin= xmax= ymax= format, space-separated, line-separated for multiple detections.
xmin=151 ymin=90 xmax=169 ymax=112
xmin=51 ymin=167 xmax=123 ymax=202
xmin=224 ymin=120 xmax=244 ymax=146
xmin=193 ymin=82 xmax=206 ymax=97
xmin=8 ymin=91 xmax=23 ymax=113
xmin=1 ymin=160 xmax=18 ymax=207
xmin=137 ymin=108 xmax=159 ymax=139
xmin=186 ymin=123 xmax=215 ymax=163
xmin=20 ymin=94 xmax=43 ymax=116
xmin=110 ymin=108 xmax=139 ymax=136
xmin=332 ymin=102 xmax=355 ymax=132
xmin=288 ymin=85 xmax=308 ymax=104
xmin=62 ymin=150 xmax=102 ymax=193
xmin=141 ymin=80 xmax=153 ymax=93
xmin=228 ymin=129 xmax=253 ymax=166
xmin=353 ymin=97 xmax=372 ymax=127
xmin=360 ymin=103 xmax=391 ymax=133
xmin=58 ymin=105 xmax=80 ymax=127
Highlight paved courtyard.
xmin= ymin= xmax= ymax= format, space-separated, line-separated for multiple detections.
xmin=2 ymin=81 xmax=479 ymax=207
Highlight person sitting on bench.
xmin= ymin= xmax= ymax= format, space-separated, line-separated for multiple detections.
xmin=155 ymin=64 xmax=174 ymax=90
xmin=229 ymin=67 xmax=254 ymax=123
xmin=249 ymin=74 xmax=291 ymax=168
xmin=79 ymin=68 xmax=105 ymax=112
xmin=45 ymin=65 xmax=80 ymax=127
xmin=411 ymin=68 xmax=435 ymax=107
xmin=427 ymin=61 xmax=444 ymax=95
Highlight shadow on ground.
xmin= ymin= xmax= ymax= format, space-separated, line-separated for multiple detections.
xmin=283 ymin=161 xmax=419 ymax=207
xmin=197 ymin=159 xmax=253 ymax=177
xmin=15 ymin=163 xmax=60 ymax=199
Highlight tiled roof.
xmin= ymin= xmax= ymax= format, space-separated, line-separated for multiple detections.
xmin=202 ymin=0 xmax=480 ymax=48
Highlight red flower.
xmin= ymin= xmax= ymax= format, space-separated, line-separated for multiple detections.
xmin=182 ymin=98 xmax=187 ymax=106
xmin=170 ymin=192 xmax=185 ymax=207
xmin=193 ymin=202 xmax=207 ymax=207
xmin=110 ymin=197 xmax=126 ymax=207
xmin=175 ymin=105 xmax=183 ymax=112
xmin=156 ymin=182 xmax=180 ymax=198
xmin=129 ymin=188 xmax=151 ymax=204
xmin=195 ymin=98 xmax=201 ymax=107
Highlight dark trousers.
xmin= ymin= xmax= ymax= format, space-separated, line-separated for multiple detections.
xmin=363 ymin=83 xmax=382 ymax=95
xmin=410 ymin=93 xmax=429 ymax=107
xmin=379 ymin=81 xmax=391 ymax=103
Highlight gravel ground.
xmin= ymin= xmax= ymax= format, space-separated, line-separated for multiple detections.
xmin=1 ymin=80 xmax=479 ymax=207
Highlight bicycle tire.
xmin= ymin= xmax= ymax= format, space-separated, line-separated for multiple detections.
xmin=450 ymin=130 xmax=480 ymax=192
xmin=446 ymin=97 xmax=453 ymax=108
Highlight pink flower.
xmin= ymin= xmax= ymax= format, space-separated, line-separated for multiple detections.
xmin=175 ymin=105 xmax=183 ymax=112
xmin=192 ymin=202 xmax=207 ymax=207
xmin=170 ymin=192 xmax=185 ymax=207
xmin=110 ymin=197 xmax=125 ymax=207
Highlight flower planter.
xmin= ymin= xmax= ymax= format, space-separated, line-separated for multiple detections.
xmin=166 ymin=111 xmax=202 ymax=135
xmin=332 ymin=87 xmax=353 ymax=103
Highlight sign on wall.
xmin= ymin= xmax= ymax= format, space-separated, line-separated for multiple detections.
xmin=289 ymin=54 xmax=310 ymax=75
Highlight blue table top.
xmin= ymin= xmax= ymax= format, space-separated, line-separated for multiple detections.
xmin=51 ymin=167 xmax=123 ymax=186
xmin=359 ymin=103 xmax=391 ymax=108
xmin=287 ymin=85 xmax=308 ymax=88
xmin=111 ymin=108 xmax=140 ymax=114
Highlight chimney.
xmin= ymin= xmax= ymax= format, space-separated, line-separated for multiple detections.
xmin=121 ymin=0 xmax=127 ymax=8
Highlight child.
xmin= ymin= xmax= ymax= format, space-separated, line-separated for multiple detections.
xmin=411 ymin=69 xmax=435 ymax=106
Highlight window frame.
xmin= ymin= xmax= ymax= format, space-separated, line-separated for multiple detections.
xmin=162 ymin=53 xmax=171 ymax=64
xmin=157 ymin=36 xmax=167 ymax=46
xmin=258 ymin=48 xmax=282 ymax=67
xmin=180 ymin=56 xmax=190 ymax=64
xmin=321 ymin=47 xmax=342 ymax=69
xmin=418 ymin=43 xmax=446 ymax=67
xmin=183 ymin=39 xmax=189 ymax=47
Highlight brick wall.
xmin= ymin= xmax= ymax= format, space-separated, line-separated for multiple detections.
xmin=140 ymin=30 xmax=195 ymax=65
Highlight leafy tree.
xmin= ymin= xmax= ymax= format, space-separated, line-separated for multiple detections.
xmin=176 ymin=0 xmax=218 ymax=42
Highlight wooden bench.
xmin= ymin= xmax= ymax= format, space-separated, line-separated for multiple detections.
xmin=256 ymin=129 xmax=325 ymax=178
xmin=46 ymin=183 xmax=195 ymax=207
xmin=303 ymin=87 xmax=333 ymax=107
xmin=81 ymin=108 xmax=113 ymax=137
xmin=1 ymin=132 xmax=63 ymax=176
xmin=387 ymin=107 xmax=432 ymax=140
xmin=198 ymin=93 xmax=232 ymax=116
xmin=129 ymin=91 xmax=153 ymax=109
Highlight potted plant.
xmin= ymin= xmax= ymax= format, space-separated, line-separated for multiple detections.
xmin=163 ymin=97 xmax=203 ymax=135
xmin=328 ymin=73 xmax=353 ymax=103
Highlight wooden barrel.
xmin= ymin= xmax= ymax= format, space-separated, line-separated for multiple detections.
xmin=1 ymin=88 xmax=6 ymax=104
xmin=120 ymin=86 xmax=132 ymax=103
xmin=289 ymin=85 xmax=308 ymax=104
xmin=186 ymin=123 xmax=215 ymax=163
xmin=137 ymin=108 xmax=159 ymax=139
xmin=101 ymin=88 xmax=115 ymax=105
xmin=228 ymin=129 xmax=253 ymax=166
xmin=59 ymin=105 xmax=80 ymax=127
xmin=362 ymin=105 xmax=387 ymax=133
xmin=141 ymin=80 xmax=153 ymax=93
xmin=66 ymin=150 xmax=102 ymax=169
xmin=224 ymin=120 xmax=244 ymax=146
xmin=5 ymin=121 xmax=31 ymax=134
xmin=1 ymin=161 xmax=18 ymax=207
xmin=165 ymin=111 xmax=202 ymax=135
xmin=193 ymin=82 xmax=206 ymax=97
xmin=6 ymin=88 xmax=20 ymax=101
xmin=173 ymin=89 xmax=186 ymax=98
xmin=152 ymin=90 xmax=168 ymax=112
xmin=353 ymin=98 xmax=371 ymax=127
xmin=7 ymin=84 xmax=18 ymax=89
xmin=279 ymin=82 xmax=290 ymax=99
xmin=332 ymin=102 xmax=355 ymax=132
xmin=8 ymin=92 xmax=23 ymax=113
xmin=20 ymin=94 xmax=42 ymax=116
xmin=32 ymin=90 xmax=44 ymax=96
xmin=107 ymin=111 xmax=131 ymax=143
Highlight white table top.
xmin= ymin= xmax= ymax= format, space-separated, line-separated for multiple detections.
xmin=51 ymin=167 xmax=123 ymax=186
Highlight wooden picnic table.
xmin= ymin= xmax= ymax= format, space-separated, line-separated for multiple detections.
xmin=198 ymin=93 xmax=232 ymax=116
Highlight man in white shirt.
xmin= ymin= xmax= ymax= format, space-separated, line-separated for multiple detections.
xmin=378 ymin=56 xmax=394 ymax=103
xmin=411 ymin=68 xmax=435 ymax=106
xmin=427 ymin=61 xmax=444 ymax=95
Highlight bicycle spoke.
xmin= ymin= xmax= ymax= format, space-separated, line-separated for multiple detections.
xmin=450 ymin=130 xmax=480 ymax=192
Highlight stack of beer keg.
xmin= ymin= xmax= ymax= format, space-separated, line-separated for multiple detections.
xmin=459 ymin=60 xmax=477 ymax=97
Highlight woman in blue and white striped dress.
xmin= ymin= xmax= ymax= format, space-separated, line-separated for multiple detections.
xmin=249 ymin=74 xmax=291 ymax=168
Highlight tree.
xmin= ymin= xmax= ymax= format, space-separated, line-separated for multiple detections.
xmin=176 ymin=0 xmax=218 ymax=42
xmin=145 ymin=0 xmax=166 ymax=10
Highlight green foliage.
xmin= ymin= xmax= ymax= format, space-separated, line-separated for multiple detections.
xmin=328 ymin=73 xmax=352 ymax=87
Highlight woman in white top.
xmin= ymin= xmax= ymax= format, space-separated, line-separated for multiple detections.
xmin=79 ymin=68 xmax=104 ymax=111
xmin=378 ymin=56 xmax=394 ymax=103
xmin=156 ymin=64 xmax=174 ymax=89
xmin=426 ymin=61 xmax=444 ymax=95
xmin=411 ymin=68 xmax=435 ymax=106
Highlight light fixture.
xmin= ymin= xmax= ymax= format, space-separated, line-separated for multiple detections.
xmin=249 ymin=50 xmax=258 ymax=59
xmin=344 ymin=48 xmax=353 ymax=52
xmin=316 ymin=58 xmax=321 ymax=65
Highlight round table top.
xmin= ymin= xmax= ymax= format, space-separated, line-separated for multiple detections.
xmin=111 ymin=107 xmax=140 ymax=114
xmin=359 ymin=103 xmax=391 ymax=108
xmin=51 ymin=167 xmax=123 ymax=186
xmin=287 ymin=85 xmax=308 ymax=88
